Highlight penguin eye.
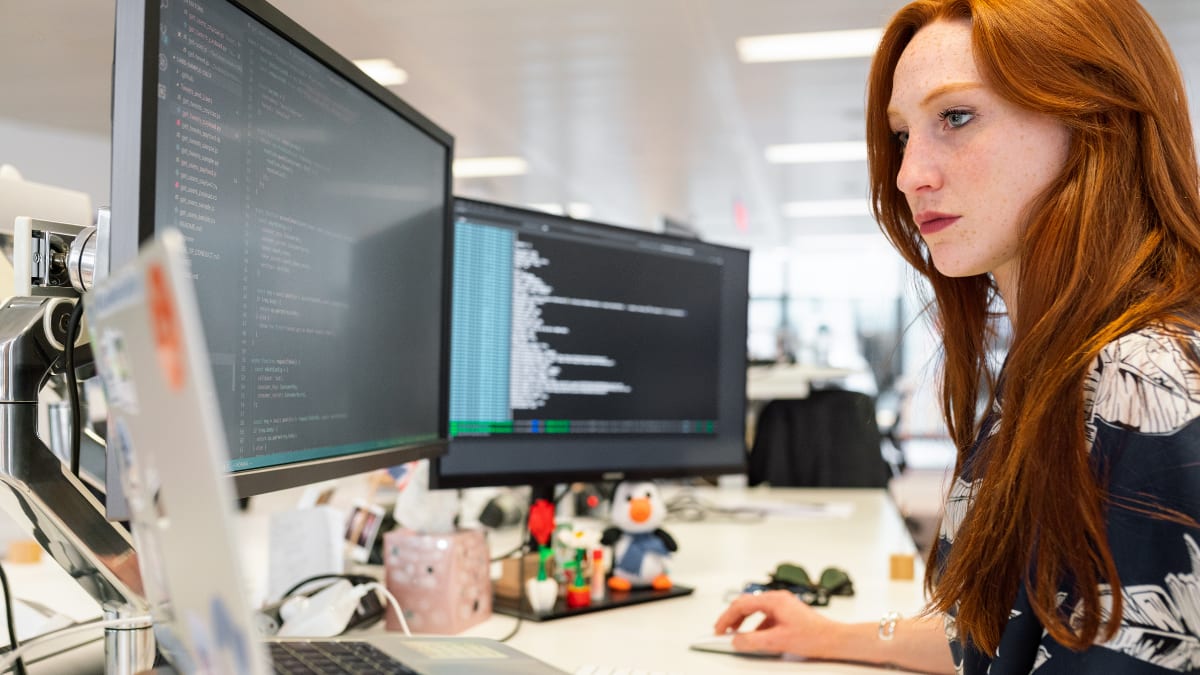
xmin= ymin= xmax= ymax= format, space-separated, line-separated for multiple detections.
xmin=626 ymin=494 xmax=632 ymax=502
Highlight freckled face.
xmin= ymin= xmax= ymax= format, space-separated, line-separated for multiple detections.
xmin=887 ymin=20 xmax=1070 ymax=293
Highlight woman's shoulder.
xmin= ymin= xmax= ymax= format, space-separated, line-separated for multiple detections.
xmin=1085 ymin=323 xmax=1200 ymax=437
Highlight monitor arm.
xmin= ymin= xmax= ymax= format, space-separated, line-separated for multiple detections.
xmin=0 ymin=218 xmax=155 ymax=674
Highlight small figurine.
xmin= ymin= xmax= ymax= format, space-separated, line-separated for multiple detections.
xmin=602 ymin=481 xmax=677 ymax=591
xmin=556 ymin=523 xmax=602 ymax=608
xmin=525 ymin=499 xmax=558 ymax=614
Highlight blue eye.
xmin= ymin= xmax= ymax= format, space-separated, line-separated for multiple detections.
xmin=939 ymin=109 xmax=974 ymax=128
xmin=895 ymin=130 xmax=909 ymax=149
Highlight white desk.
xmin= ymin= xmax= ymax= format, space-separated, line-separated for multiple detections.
xmin=0 ymin=559 xmax=106 ymax=674
xmin=4 ymin=485 xmax=927 ymax=674
xmin=461 ymin=486 xmax=927 ymax=674
xmin=746 ymin=365 xmax=856 ymax=402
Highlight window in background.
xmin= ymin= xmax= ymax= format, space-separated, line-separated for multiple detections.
xmin=746 ymin=242 xmax=955 ymax=468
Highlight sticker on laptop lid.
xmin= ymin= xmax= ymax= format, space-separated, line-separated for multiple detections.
xmin=146 ymin=262 xmax=187 ymax=392
xmin=95 ymin=328 xmax=138 ymax=414
xmin=183 ymin=597 xmax=255 ymax=675
xmin=87 ymin=263 xmax=145 ymax=321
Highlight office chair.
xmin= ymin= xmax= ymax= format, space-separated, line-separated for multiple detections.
xmin=747 ymin=389 xmax=892 ymax=488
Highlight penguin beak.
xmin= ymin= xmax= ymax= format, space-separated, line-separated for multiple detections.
xmin=629 ymin=497 xmax=652 ymax=523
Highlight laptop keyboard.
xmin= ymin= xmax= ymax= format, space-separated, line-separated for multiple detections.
xmin=270 ymin=640 xmax=419 ymax=674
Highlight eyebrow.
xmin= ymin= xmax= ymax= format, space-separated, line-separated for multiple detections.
xmin=887 ymin=81 xmax=985 ymax=123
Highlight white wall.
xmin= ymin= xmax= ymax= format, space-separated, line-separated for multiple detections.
xmin=0 ymin=119 xmax=109 ymax=209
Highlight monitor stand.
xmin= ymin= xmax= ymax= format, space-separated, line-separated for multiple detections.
xmin=0 ymin=296 xmax=155 ymax=673
xmin=494 ymin=483 xmax=694 ymax=621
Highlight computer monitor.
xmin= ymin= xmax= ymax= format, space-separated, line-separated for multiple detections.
xmin=433 ymin=198 xmax=750 ymax=493
xmin=107 ymin=0 xmax=453 ymax=517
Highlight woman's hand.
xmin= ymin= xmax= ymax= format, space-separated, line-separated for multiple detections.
xmin=715 ymin=590 xmax=955 ymax=673
xmin=712 ymin=590 xmax=842 ymax=658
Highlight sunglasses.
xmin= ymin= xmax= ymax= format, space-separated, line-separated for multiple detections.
xmin=736 ymin=563 xmax=855 ymax=607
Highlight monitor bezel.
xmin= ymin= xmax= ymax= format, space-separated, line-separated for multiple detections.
xmin=109 ymin=0 xmax=454 ymax=510
xmin=432 ymin=197 xmax=750 ymax=490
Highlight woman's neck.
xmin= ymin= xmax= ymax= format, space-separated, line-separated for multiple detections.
xmin=992 ymin=264 xmax=1018 ymax=327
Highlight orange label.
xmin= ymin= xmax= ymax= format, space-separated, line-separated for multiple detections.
xmin=147 ymin=263 xmax=186 ymax=391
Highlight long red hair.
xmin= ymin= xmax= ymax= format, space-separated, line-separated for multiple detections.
xmin=866 ymin=0 xmax=1200 ymax=654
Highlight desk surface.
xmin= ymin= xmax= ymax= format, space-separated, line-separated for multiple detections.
xmin=3 ymin=484 xmax=928 ymax=674
xmin=746 ymin=364 xmax=858 ymax=401
xmin=459 ymin=487 xmax=928 ymax=674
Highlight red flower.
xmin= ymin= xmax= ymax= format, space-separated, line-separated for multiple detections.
xmin=528 ymin=499 xmax=555 ymax=547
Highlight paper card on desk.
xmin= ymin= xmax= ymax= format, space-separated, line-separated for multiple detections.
xmin=732 ymin=500 xmax=855 ymax=519
xmin=0 ymin=598 xmax=98 ymax=668
xmin=0 ymin=598 xmax=74 ymax=643
xmin=267 ymin=505 xmax=345 ymax=602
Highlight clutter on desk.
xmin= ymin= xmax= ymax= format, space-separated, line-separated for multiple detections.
xmin=344 ymin=499 xmax=387 ymax=564
xmin=601 ymin=481 xmax=677 ymax=592
xmin=494 ymin=495 xmax=611 ymax=616
xmin=567 ymin=482 xmax=608 ymax=518
xmin=5 ymin=540 xmax=41 ymax=564
xmin=266 ymin=505 xmax=345 ymax=604
xmin=889 ymin=552 xmax=916 ymax=580
xmin=524 ymin=498 xmax=559 ymax=615
xmin=261 ymin=572 xmax=386 ymax=637
xmin=382 ymin=527 xmax=492 ymax=634
xmin=293 ymin=480 xmax=338 ymax=509
xmin=736 ymin=562 xmax=856 ymax=607
xmin=590 ymin=549 xmax=605 ymax=602
xmin=663 ymin=489 xmax=768 ymax=523
xmin=494 ymin=551 xmax=548 ymax=598
xmin=368 ymin=459 xmax=494 ymax=633
xmin=471 ymin=489 xmax=520 ymax=528
xmin=556 ymin=522 xmax=602 ymax=609
xmin=391 ymin=459 xmax=459 ymax=535
xmin=724 ymin=498 xmax=856 ymax=519
xmin=492 ymin=484 xmax=695 ymax=620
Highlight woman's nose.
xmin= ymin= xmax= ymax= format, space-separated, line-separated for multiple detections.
xmin=895 ymin=135 xmax=942 ymax=196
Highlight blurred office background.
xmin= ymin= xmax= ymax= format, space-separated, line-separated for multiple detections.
xmin=1 ymin=1 xmax=1198 ymax=512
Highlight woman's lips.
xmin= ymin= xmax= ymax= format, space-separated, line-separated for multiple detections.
xmin=918 ymin=214 xmax=960 ymax=236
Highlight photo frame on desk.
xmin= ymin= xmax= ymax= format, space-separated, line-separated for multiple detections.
xmin=344 ymin=500 xmax=386 ymax=564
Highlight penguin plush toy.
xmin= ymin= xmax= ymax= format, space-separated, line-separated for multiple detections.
xmin=601 ymin=481 xmax=677 ymax=591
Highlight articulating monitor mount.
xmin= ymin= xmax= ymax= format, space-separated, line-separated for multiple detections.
xmin=0 ymin=212 xmax=154 ymax=674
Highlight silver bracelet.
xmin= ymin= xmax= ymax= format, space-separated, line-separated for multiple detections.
xmin=878 ymin=611 xmax=902 ymax=640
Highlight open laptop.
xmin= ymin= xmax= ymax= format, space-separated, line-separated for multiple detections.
xmin=86 ymin=228 xmax=565 ymax=675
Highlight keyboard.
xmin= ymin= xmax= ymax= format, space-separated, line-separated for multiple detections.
xmin=270 ymin=640 xmax=418 ymax=674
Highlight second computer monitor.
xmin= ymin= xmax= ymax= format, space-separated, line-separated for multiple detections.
xmin=434 ymin=198 xmax=749 ymax=489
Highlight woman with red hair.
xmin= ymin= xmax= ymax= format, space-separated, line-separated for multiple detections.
xmin=715 ymin=0 xmax=1200 ymax=672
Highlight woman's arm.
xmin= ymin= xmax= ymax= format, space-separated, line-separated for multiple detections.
xmin=714 ymin=590 xmax=954 ymax=674
xmin=819 ymin=614 xmax=954 ymax=674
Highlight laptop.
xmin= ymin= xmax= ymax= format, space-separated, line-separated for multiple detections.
xmin=86 ymin=228 xmax=566 ymax=675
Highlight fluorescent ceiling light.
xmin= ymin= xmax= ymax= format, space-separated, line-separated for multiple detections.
xmin=567 ymin=202 xmax=593 ymax=220
xmin=782 ymin=199 xmax=871 ymax=218
xmin=737 ymin=28 xmax=883 ymax=63
xmin=352 ymin=58 xmax=408 ymax=86
xmin=528 ymin=202 xmax=565 ymax=215
xmin=527 ymin=202 xmax=593 ymax=219
xmin=766 ymin=141 xmax=867 ymax=164
xmin=453 ymin=156 xmax=529 ymax=178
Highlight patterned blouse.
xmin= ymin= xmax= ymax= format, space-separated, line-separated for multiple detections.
xmin=939 ymin=325 xmax=1200 ymax=673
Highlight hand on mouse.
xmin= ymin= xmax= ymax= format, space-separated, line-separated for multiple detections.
xmin=712 ymin=589 xmax=842 ymax=658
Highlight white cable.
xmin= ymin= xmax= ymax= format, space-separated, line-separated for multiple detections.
xmin=0 ymin=614 xmax=152 ymax=672
xmin=361 ymin=583 xmax=410 ymax=637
